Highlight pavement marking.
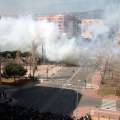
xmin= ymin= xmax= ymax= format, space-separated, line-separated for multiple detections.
xmin=55 ymin=108 xmax=59 ymax=113
xmin=62 ymin=67 xmax=82 ymax=88
xmin=35 ymin=99 xmax=40 ymax=103
xmin=44 ymin=92 xmax=47 ymax=95
xmin=101 ymin=99 xmax=116 ymax=111
xmin=43 ymin=81 xmax=83 ymax=88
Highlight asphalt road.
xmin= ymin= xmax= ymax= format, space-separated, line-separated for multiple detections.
xmin=78 ymin=95 xmax=102 ymax=108
xmin=0 ymin=87 xmax=8 ymax=92
xmin=11 ymin=86 xmax=102 ymax=110
xmin=12 ymin=86 xmax=82 ymax=115
xmin=10 ymin=66 xmax=100 ymax=115
xmin=2 ymin=66 xmax=120 ymax=114
xmin=41 ymin=66 xmax=95 ymax=91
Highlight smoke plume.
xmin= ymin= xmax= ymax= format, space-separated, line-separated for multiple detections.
xmin=0 ymin=3 xmax=120 ymax=65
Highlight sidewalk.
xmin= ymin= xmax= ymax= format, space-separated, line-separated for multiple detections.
xmin=23 ymin=65 xmax=63 ymax=88
xmin=83 ymin=68 xmax=102 ymax=98
xmin=0 ymin=64 xmax=64 ymax=104
xmin=73 ymin=107 xmax=120 ymax=119
xmin=83 ymin=63 xmax=120 ymax=100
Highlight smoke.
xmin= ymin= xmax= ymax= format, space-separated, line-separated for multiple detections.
xmin=0 ymin=16 xmax=95 ymax=65
xmin=0 ymin=17 xmax=59 ymax=50
xmin=0 ymin=2 xmax=120 ymax=66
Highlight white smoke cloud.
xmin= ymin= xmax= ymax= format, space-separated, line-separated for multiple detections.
xmin=0 ymin=2 xmax=120 ymax=65
xmin=0 ymin=16 xmax=94 ymax=65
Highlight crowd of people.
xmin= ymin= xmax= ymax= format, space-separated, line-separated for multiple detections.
xmin=0 ymin=102 xmax=91 ymax=120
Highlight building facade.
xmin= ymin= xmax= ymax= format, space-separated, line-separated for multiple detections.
xmin=81 ymin=19 xmax=104 ymax=39
xmin=36 ymin=14 xmax=79 ymax=38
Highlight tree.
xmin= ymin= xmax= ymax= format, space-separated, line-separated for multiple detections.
xmin=2 ymin=62 xmax=27 ymax=83
xmin=9 ymin=51 xmax=17 ymax=60
xmin=20 ymin=52 xmax=31 ymax=69
xmin=0 ymin=51 xmax=17 ymax=63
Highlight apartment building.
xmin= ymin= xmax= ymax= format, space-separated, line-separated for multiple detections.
xmin=115 ymin=25 xmax=120 ymax=42
xmin=36 ymin=13 xmax=79 ymax=38
xmin=81 ymin=19 xmax=104 ymax=39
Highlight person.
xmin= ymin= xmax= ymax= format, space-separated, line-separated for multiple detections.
xmin=73 ymin=70 xmax=74 ymax=73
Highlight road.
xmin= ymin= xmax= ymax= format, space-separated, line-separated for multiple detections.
xmin=40 ymin=66 xmax=95 ymax=91
xmin=11 ymin=86 xmax=103 ymax=113
xmin=2 ymin=66 xmax=120 ymax=114
xmin=10 ymin=66 xmax=98 ymax=114
xmin=12 ymin=86 xmax=82 ymax=114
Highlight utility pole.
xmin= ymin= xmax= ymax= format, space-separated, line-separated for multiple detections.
xmin=31 ymin=40 xmax=37 ymax=81
xmin=85 ymin=65 xmax=87 ymax=89
xmin=76 ymin=90 xmax=78 ymax=108
xmin=42 ymin=45 xmax=43 ymax=63
xmin=29 ymin=55 xmax=32 ymax=77
xmin=0 ymin=47 xmax=1 ymax=85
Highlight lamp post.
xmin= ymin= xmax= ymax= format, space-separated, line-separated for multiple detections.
xmin=46 ymin=65 xmax=51 ymax=80
xmin=75 ymin=90 xmax=79 ymax=119
xmin=57 ymin=50 xmax=60 ymax=71
xmin=76 ymin=90 xmax=78 ymax=108
xmin=31 ymin=40 xmax=37 ymax=81
xmin=0 ymin=54 xmax=1 ymax=85
xmin=58 ymin=45 xmax=62 ymax=71
xmin=85 ymin=65 xmax=87 ymax=89
xmin=0 ymin=47 xmax=1 ymax=85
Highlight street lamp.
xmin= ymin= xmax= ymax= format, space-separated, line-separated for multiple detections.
xmin=31 ymin=40 xmax=38 ymax=81
xmin=81 ymin=61 xmax=87 ymax=89
xmin=76 ymin=90 xmax=78 ymax=108
xmin=85 ymin=65 xmax=87 ymax=89
xmin=0 ymin=50 xmax=1 ymax=85
xmin=57 ymin=45 xmax=62 ymax=71
xmin=46 ymin=65 xmax=51 ymax=80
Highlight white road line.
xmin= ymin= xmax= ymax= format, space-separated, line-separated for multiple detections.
xmin=35 ymin=99 xmax=40 ymax=103
xmin=62 ymin=67 xmax=82 ymax=88
xmin=101 ymin=99 xmax=116 ymax=111
xmin=55 ymin=108 xmax=59 ymax=113
xmin=44 ymin=92 xmax=47 ymax=95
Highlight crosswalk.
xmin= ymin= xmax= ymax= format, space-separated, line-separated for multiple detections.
xmin=101 ymin=99 xmax=116 ymax=111
xmin=43 ymin=81 xmax=83 ymax=88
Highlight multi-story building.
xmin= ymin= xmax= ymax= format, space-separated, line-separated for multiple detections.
xmin=81 ymin=19 xmax=104 ymax=39
xmin=36 ymin=13 xmax=79 ymax=38
xmin=115 ymin=25 xmax=120 ymax=43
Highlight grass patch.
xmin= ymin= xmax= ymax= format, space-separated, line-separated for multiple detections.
xmin=98 ymin=85 xmax=115 ymax=96
xmin=116 ymin=90 xmax=120 ymax=96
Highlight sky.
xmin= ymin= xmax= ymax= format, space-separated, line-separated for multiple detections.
xmin=0 ymin=0 xmax=119 ymax=15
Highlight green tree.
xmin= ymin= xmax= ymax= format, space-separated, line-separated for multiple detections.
xmin=9 ymin=51 xmax=17 ymax=60
xmin=0 ymin=51 xmax=17 ymax=62
xmin=2 ymin=62 xmax=27 ymax=83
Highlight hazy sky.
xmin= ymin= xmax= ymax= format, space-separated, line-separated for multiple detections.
xmin=0 ymin=0 xmax=119 ymax=15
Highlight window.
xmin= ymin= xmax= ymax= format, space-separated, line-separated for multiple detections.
xmin=59 ymin=18 xmax=63 ymax=20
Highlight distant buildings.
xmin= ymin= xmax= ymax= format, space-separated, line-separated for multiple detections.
xmin=36 ymin=11 xmax=104 ymax=39
xmin=72 ymin=9 xmax=104 ymax=19
xmin=81 ymin=19 xmax=104 ymax=39
xmin=115 ymin=25 xmax=120 ymax=42
xmin=0 ymin=9 xmax=106 ymax=39
xmin=36 ymin=13 xmax=80 ymax=38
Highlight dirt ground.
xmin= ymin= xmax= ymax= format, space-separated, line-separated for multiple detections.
xmin=1 ymin=77 xmax=30 ymax=87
